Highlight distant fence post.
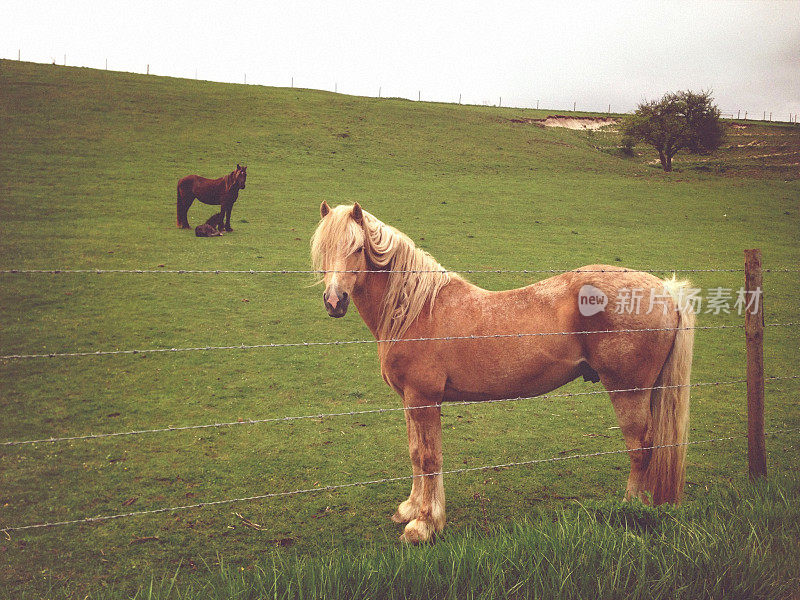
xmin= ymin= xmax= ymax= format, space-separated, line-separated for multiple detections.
xmin=744 ymin=248 xmax=766 ymax=480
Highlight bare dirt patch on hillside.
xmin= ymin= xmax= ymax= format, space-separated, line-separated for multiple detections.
xmin=511 ymin=115 xmax=618 ymax=130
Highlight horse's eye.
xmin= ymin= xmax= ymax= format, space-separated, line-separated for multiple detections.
xmin=355 ymin=247 xmax=364 ymax=254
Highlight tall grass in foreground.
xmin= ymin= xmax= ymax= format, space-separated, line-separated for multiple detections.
xmin=103 ymin=474 xmax=799 ymax=600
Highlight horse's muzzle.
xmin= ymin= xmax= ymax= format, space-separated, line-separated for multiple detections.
xmin=324 ymin=290 xmax=349 ymax=318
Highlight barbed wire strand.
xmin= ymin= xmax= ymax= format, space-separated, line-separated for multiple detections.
xmin=3 ymin=322 xmax=798 ymax=362
xmin=8 ymin=376 xmax=798 ymax=447
xmin=2 ymin=267 xmax=800 ymax=275
xmin=2 ymin=428 xmax=797 ymax=536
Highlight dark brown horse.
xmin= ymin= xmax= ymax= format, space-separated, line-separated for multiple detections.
xmin=177 ymin=165 xmax=247 ymax=231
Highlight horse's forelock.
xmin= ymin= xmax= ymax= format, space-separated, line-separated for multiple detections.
xmin=310 ymin=205 xmax=366 ymax=274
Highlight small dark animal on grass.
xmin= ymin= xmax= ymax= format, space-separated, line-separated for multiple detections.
xmin=177 ymin=165 xmax=247 ymax=231
xmin=195 ymin=212 xmax=225 ymax=237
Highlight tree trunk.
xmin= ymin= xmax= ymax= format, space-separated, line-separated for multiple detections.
xmin=658 ymin=150 xmax=672 ymax=172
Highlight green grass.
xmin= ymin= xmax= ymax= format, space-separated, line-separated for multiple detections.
xmin=0 ymin=59 xmax=798 ymax=598
xmin=60 ymin=474 xmax=800 ymax=600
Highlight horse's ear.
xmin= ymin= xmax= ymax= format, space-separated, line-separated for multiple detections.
xmin=237 ymin=163 xmax=241 ymax=170
xmin=351 ymin=202 xmax=363 ymax=225
xmin=320 ymin=201 xmax=331 ymax=218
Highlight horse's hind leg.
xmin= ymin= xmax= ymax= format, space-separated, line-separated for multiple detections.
xmin=177 ymin=189 xmax=194 ymax=229
xmin=606 ymin=387 xmax=654 ymax=502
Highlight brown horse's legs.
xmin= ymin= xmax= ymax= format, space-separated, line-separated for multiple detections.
xmin=399 ymin=397 xmax=445 ymax=543
xmin=221 ymin=202 xmax=233 ymax=232
xmin=177 ymin=192 xmax=194 ymax=229
xmin=392 ymin=410 xmax=423 ymax=524
xmin=607 ymin=389 xmax=654 ymax=502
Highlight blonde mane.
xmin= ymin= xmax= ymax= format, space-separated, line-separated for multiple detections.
xmin=311 ymin=205 xmax=455 ymax=341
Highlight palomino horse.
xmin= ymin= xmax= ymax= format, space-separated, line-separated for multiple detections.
xmin=176 ymin=165 xmax=247 ymax=231
xmin=311 ymin=202 xmax=694 ymax=543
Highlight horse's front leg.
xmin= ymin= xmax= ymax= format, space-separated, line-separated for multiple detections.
xmin=392 ymin=409 xmax=423 ymax=524
xmin=399 ymin=392 xmax=445 ymax=544
xmin=222 ymin=201 xmax=233 ymax=232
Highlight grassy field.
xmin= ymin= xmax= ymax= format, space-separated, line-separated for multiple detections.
xmin=86 ymin=474 xmax=800 ymax=600
xmin=1 ymin=59 xmax=798 ymax=598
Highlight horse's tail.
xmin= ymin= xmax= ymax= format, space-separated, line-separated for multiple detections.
xmin=177 ymin=182 xmax=183 ymax=227
xmin=177 ymin=178 xmax=190 ymax=228
xmin=643 ymin=276 xmax=695 ymax=504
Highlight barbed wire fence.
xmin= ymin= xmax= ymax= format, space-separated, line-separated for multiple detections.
xmin=0 ymin=258 xmax=798 ymax=537
xmin=2 ymin=323 xmax=797 ymax=361
xmin=2 ymin=267 xmax=799 ymax=274
xmin=4 ymin=427 xmax=798 ymax=536
xmin=2 ymin=376 xmax=796 ymax=449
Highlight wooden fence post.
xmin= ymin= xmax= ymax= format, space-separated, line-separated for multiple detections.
xmin=744 ymin=248 xmax=766 ymax=479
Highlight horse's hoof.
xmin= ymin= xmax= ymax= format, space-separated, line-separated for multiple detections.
xmin=392 ymin=499 xmax=420 ymax=524
xmin=391 ymin=511 xmax=407 ymax=524
xmin=400 ymin=519 xmax=434 ymax=544
xmin=225 ymin=227 xmax=233 ymax=232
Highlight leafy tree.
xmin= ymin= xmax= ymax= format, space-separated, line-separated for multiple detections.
xmin=622 ymin=90 xmax=725 ymax=172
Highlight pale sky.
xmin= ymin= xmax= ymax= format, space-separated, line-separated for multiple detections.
xmin=3 ymin=0 xmax=799 ymax=118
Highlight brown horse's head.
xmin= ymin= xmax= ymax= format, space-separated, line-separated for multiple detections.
xmin=235 ymin=164 xmax=247 ymax=189
xmin=311 ymin=201 xmax=368 ymax=318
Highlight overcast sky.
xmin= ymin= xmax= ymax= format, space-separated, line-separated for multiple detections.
xmin=3 ymin=0 xmax=798 ymax=118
